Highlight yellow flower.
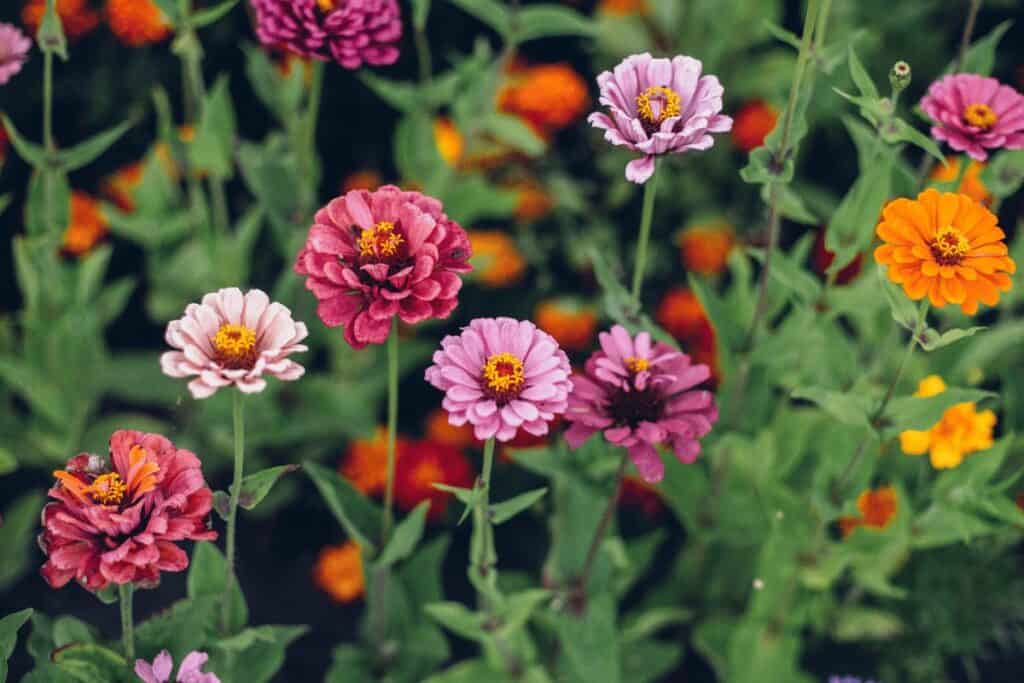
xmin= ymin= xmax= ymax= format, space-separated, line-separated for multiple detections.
xmin=678 ymin=220 xmax=735 ymax=276
xmin=930 ymin=156 xmax=991 ymax=206
xmin=899 ymin=375 xmax=996 ymax=469
xmin=469 ymin=231 xmax=526 ymax=287
xmin=312 ymin=541 xmax=365 ymax=603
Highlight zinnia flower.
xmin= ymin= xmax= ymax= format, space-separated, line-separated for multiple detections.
xmin=0 ymin=22 xmax=31 ymax=85
xmin=341 ymin=169 xmax=383 ymax=193
xmin=499 ymin=62 xmax=590 ymax=136
xmin=512 ymin=178 xmax=554 ymax=222
xmin=929 ymin=155 xmax=991 ymax=205
xmin=535 ymin=299 xmax=598 ymax=352
xmin=874 ymin=189 xmax=1015 ymax=314
xmin=654 ymin=288 xmax=719 ymax=380
xmin=731 ymin=99 xmax=778 ymax=152
xmin=106 ymin=0 xmax=172 ymax=47
xmin=62 ymin=191 xmax=109 ymax=257
xmin=294 ymin=186 xmax=472 ymax=349
xmin=102 ymin=162 xmax=144 ymax=212
xmin=339 ymin=427 xmax=408 ymax=496
xmin=434 ymin=117 xmax=465 ymax=167
xmin=251 ymin=0 xmax=402 ymax=70
xmin=21 ymin=0 xmax=100 ymax=42
xmin=678 ymin=219 xmax=734 ymax=275
xmin=40 ymin=430 xmax=217 ymax=591
xmin=136 ymin=650 xmax=220 ymax=683
xmin=838 ymin=485 xmax=898 ymax=537
xmin=425 ymin=317 xmax=572 ymax=442
xmin=469 ymin=231 xmax=525 ymax=287
xmin=425 ymin=407 xmax=477 ymax=449
xmin=899 ymin=375 xmax=996 ymax=469
xmin=394 ymin=439 xmax=474 ymax=521
xmin=597 ymin=0 xmax=647 ymax=16
xmin=312 ymin=541 xmax=364 ymax=603
xmin=564 ymin=325 xmax=718 ymax=482
xmin=920 ymin=73 xmax=1024 ymax=161
xmin=588 ymin=52 xmax=732 ymax=183
xmin=161 ymin=287 xmax=308 ymax=398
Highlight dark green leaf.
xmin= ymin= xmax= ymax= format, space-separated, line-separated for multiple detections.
xmin=304 ymin=461 xmax=382 ymax=554
xmin=791 ymin=387 xmax=873 ymax=428
xmin=956 ymin=20 xmax=1012 ymax=76
xmin=557 ymin=594 xmax=620 ymax=683
xmin=236 ymin=464 xmax=300 ymax=510
xmin=424 ymin=601 xmax=485 ymax=642
xmin=53 ymin=643 xmax=132 ymax=683
xmin=59 ymin=119 xmax=135 ymax=172
xmin=490 ymin=487 xmax=547 ymax=524
xmin=917 ymin=326 xmax=986 ymax=352
xmin=446 ymin=0 xmax=510 ymax=36
xmin=1 ymin=115 xmax=47 ymax=167
xmin=847 ymin=45 xmax=879 ymax=99
xmin=882 ymin=387 xmax=995 ymax=436
xmin=186 ymin=542 xmax=248 ymax=634
xmin=191 ymin=76 xmax=237 ymax=179
xmin=191 ymin=0 xmax=239 ymax=28
xmin=482 ymin=113 xmax=545 ymax=156
xmin=376 ymin=502 xmax=429 ymax=567
xmin=0 ymin=356 xmax=68 ymax=425
xmin=1 ymin=608 xmax=33 ymax=681
xmin=515 ymin=6 xmax=596 ymax=42
xmin=0 ymin=493 xmax=45 ymax=591
xmin=877 ymin=264 xmax=919 ymax=331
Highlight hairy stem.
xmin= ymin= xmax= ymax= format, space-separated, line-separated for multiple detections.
xmin=577 ymin=452 xmax=628 ymax=593
xmin=631 ymin=164 xmax=660 ymax=306
xmin=223 ymin=390 xmax=245 ymax=632
xmin=382 ymin=319 xmax=400 ymax=542
xmin=119 ymin=583 xmax=135 ymax=661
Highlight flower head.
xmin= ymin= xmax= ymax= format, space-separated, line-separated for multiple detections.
xmin=22 ymin=0 xmax=100 ymax=42
xmin=312 ymin=541 xmax=364 ymax=603
xmin=920 ymin=73 xmax=1024 ymax=161
xmin=512 ymin=178 xmax=554 ymax=222
xmin=107 ymin=0 xmax=171 ymax=46
xmin=394 ymin=440 xmax=474 ymax=521
xmin=136 ymin=650 xmax=220 ymax=683
xmin=678 ymin=219 xmax=734 ymax=275
xmin=930 ymin=155 xmax=990 ymax=205
xmin=874 ymin=189 xmax=1015 ymax=314
xmin=62 ymin=191 xmax=109 ymax=257
xmin=40 ymin=431 xmax=217 ymax=591
xmin=0 ymin=22 xmax=31 ymax=85
xmin=426 ymin=407 xmax=477 ymax=449
xmin=899 ymin=375 xmax=996 ymax=469
xmin=251 ymin=0 xmax=402 ymax=70
xmin=588 ymin=52 xmax=732 ymax=183
xmin=341 ymin=169 xmax=383 ymax=193
xmin=469 ymin=231 xmax=525 ymax=287
xmin=426 ymin=318 xmax=572 ymax=442
xmin=102 ymin=162 xmax=144 ymax=212
xmin=535 ymin=299 xmax=598 ymax=352
xmin=295 ymin=186 xmax=471 ymax=349
xmin=340 ymin=427 xmax=409 ymax=496
xmin=499 ymin=62 xmax=590 ymax=136
xmin=839 ymin=485 xmax=898 ymax=537
xmin=565 ymin=325 xmax=718 ymax=482
xmin=597 ymin=0 xmax=647 ymax=16
xmin=731 ymin=99 xmax=777 ymax=152
xmin=161 ymin=288 xmax=308 ymax=398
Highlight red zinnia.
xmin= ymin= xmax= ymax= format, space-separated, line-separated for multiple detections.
xmin=393 ymin=440 xmax=474 ymax=521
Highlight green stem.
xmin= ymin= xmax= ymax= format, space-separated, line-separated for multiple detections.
xmin=303 ymin=60 xmax=325 ymax=206
xmin=223 ymin=390 xmax=245 ymax=632
xmin=414 ymin=25 xmax=433 ymax=84
xmin=43 ymin=52 xmax=54 ymax=151
xmin=382 ymin=319 xmax=400 ymax=542
xmin=630 ymin=165 xmax=660 ymax=306
xmin=955 ymin=0 xmax=983 ymax=73
xmin=119 ymin=583 xmax=135 ymax=661
xmin=577 ymin=452 xmax=628 ymax=593
xmin=472 ymin=438 xmax=497 ymax=591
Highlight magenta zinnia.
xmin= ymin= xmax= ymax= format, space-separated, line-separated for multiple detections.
xmin=250 ymin=0 xmax=402 ymax=70
xmin=0 ymin=22 xmax=31 ymax=85
xmin=161 ymin=287 xmax=308 ymax=399
xmin=39 ymin=430 xmax=217 ymax=591
xmin=295 ymin=186 xmax=472 ymax=349
xmin=920 ymin=73 xmax=1024 ymax=161
xmin=136 ymin=650 xmax=220 ymax=683
xmin=588 ymin=52 xmax=732 ymax=183
xmin=425 ymin=317 xmax=572 ymax=442
xmin=564 ymin=325 xmax=718 ymax=483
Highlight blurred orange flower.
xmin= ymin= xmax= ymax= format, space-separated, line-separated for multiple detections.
xmin=22 ymin=0 xmax=100 ymax=41
xmin=930 ymin=155 xmax=991 ymax=206
xmin=839 ymin=485 xmax=898 ymax=537
xmin=106 ymin=0 xmax=171 ymax=47
xmin=655 ymin=287 xmax=719 ymax=381
xmin=731 ymin=99 xmax=778 ymax=153
xmin=340 ymin=427 xmax=409 ymax=497
xmin=101 ymin=162 xmax=143 ymax=212
xmin=312 ymin=541 xmax=364 ymax=603
xmin=469 ymin=231 xmax=526 ymax=287
xmin=62 ymin=191 xmax=109 ymax=257
xmin=434 ymin=117 xmax=465 ymax=167
xmin=512 ymin=178 xmax=554 ymax=222
xmin=535 ymin=299 xmax=598 ymax=352
xmin=597 ymin=0 xmax=648 ymax=15
xmin=499 ymin=63 xmax=589 ymax=136
xmin=425 ymin=408 xmax=477 ymax=449
xmin=875 ymin=189 xmax=1014 ymax=314
xmin=899 ymin=375 xmax=996 ymax=469
xmin=341 ymin=169 xmax=383 ymax=193
xmin=678 ymin=220 xmax=734 ymax=275
xmin=394 ymin=440 xmax=474 ymax=521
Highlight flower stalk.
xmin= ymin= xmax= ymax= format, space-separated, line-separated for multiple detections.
xmin=577 ymin=451 xmax=628 ymax=595
xmin=631 ymin=163 xmax=660 ymax=307
xmin=470 ymin=438 xmax=498 ymax=599
xmin=119 ymin=582 xmax=135 ymax=661
xmin=223 ymin=390 xmax=245 ymax=632
xmin=382 ymin=319 xmax=400 ymax=542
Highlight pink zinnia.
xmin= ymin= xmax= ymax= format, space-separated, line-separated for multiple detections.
xmin=425 ymin=318 xmax=572 ymax=442
xmin=920 ymin=73 xmax=1024 ymax=161
xmin=39 ymin=430 xmax=217 ymax=591
xmin=564 ymin=325 xmax=718 ymax=483
xmin=136 ymin=650 xmax=220 ymax=683
xmin=250 ymin=0 xmax=402 ymax=70
xmin=588 ymin=52 xmax=732 ymax=183
xmin=0 ymin=22 xmax=31 ymax=85
xmin=295 ymin=186 xmax=472 ymax=349
xmin=161 ymin=287 xmax=308 ymax=399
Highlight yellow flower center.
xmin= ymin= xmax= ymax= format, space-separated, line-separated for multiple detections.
xmin=931 ymin=225 xmax=970 ymax=265
xmin=358 ymin=221 xmax=404 ymax=258
xmin=963 ymin=103 xmax=997 ymax=130
xmin=625 ymin=356 xmax=649 ymax=373
xmin=482 ymin=352 xmax=525 ymax=398
xmin=316 ymin=0 xmax=337 ymax=11
xmin=213 ymin=323 xmax=258 ymax=367
xmin=89 ymin=472 xmax=127 ymax=505
xmin=636 ymin=86 xmax=682 ymax=126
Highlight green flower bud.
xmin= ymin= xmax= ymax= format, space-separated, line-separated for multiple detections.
xmin=890 ymin=61 xmax=911 ymax=94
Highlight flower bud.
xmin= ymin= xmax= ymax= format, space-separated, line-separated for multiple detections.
xmin=889 ymin=61 xmax=911 ymax=93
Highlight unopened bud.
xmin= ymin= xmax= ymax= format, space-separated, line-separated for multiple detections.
xmin=890 ymin=61 xmax=911 ymax=93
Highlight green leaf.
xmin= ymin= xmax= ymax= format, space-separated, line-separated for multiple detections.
xmin=151 ymin=0 xmax=180 ymax=26
xmin=1 ymin=115 xmax=47 ymax=167
xmin=747 ymin=247 xmax=822 ymax=304
xmin=53 ymin=643 xmax=132 ymax=683
xmin=882 ymin=387 xmax=995 ymax=435
xmin=825 ymin=153 xmax=892 ymax=273
xmin=557 ymin=594 xmax=620 ymax=683
xmin=482 ymin=113 xmax=545 ymax=156
xmin=0 ymin=194 xmax=12 ymax=217
xmin=917 ymin=325 xmax=986 ymax=352
xmin=621 ymin=607 xmax=694 ymax=643
xmin=791 ymin=387 xmax=873 ymax=428
xmin=424 ymin=601 xmax=485 ymax=642
xmin=37 ymin=0 xmax=68 ymax=59
xmin=304 ymin=461 xmax=382 ymax=554
xmin=186 ymin=542 xmax=248 ymax=634
xmin=877 ymin=264 xmax=919 ymax=331
xmin=236 ymin=464 xmax=300 ymax=510
xmin=412 ymin=0 xmax=431 ymax=30
xmin=956 ymin=20 xmax=1012 ymax=76
xmin=981 ymin=149 xmax=1024 ymax=199
xmin=242 ymin=43 xmax=305 ymax=123
xmin=75 ymin=245 xmax=112 ymax=303
xmin=884 ymin=118 xmax=945 ymax=165
xmin=135 ymin=598 xmax=218 ymax=664
xmin=191 ymin=76 xmax=237 ymax=179
xmin=847 ymin=45 xmax=879 ymax=100
xmin=25 ymin=168 xmax=71 ymax=235
xmin=0 ymin=355 xmax=69 ymax=425
xmin=0 ymin=493 xmax=46 ymax=591
xmin=59 ymin=118 xmax=135 ymax=172
xmin=191 ymin=0 xmax=239 ymax=28
xmin=376 ymin=502 xmax=429 ymax=568
xmin=832 ymin=606 xmax=904 ymax=641
xmin=358 ymin=71 xmax=421 ymax=112
xmin=688 ymin=273 xmax=743 ymax=352
xmin=490 ymin=487 xmax=547 ymax=525
xmin=1 ymin=608 xmax=33 ymax=682
xmin=446 ymin=0 xmax=511 ymax=36
xmin=515 ymin=6 xmax=596 ymax=42
xmin=0 ymin=448 xmax=15 ymax=476
xmin=210 ymin=625 xmax=307 ymax=683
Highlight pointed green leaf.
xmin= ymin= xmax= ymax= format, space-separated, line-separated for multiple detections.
xmin=877 ymin=264 xmax=919 ymax=331
xmin=376 ymin=502 xmax=429 ymax=568
xmin=59 ymin=118 xmax=135 ymax=171
xmin=0 ymin=608 xmax=33 ymax=681
xmin=955 ymin=20 xmax=1012 ymax=76
xmin=0 ymin=493 xmax=46 ymax=591
xmin=2 ymin=115 xmax=47 ymax=167
xmin=412 ymin=0 xmax=431 ymax=30
xmin=186 ymin=542 xmax=248 ymax=634
xmin=191 ymin=76 xmax=237 ymax=178
xmin=446 ymin=0 xmax=511 ymax=36
xmin=235 ymin=464 xmax=300 ymax=510
xmin=846 ymin=45 xmax=878 ymax=100
xmin=791 ymin=387 xmax=873 ymax=428
xmin=490 ymin=487 xmax=547 ymax=525
xmin=882 ymin=387 xmax=995 ymax=436
xmin=304 ymin=461 xmax=382 ymax=554
xmin=515 ymin=6 xmax=596 ymax=42
xmin=191 ymin=0 xmax=239 ymax=28
xmin=424 ymin=601 xmax=486 ymax=642
xmin=53 ymin=643 xmax=132 ymax=682
xmin=917 ymin=326 xmax=986 ymax=352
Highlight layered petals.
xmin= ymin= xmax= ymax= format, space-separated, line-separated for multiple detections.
xmin=919 ymin=73 xmax=1024 ymax=161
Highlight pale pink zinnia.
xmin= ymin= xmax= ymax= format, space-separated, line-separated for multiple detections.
xmin=295 ymin=186 xmax=472 ymax=349
xmin=0 ymin=22 xmax=31 ymax=85
xmin=136 ymin=650 xmax=220 ymax=683
xmin=161 ymin=287 xmax=308 ymax=399
xmin=588 ymin=52 xmax=732 ymax=183
xmin=920 ymin=73 xmax=1024 ymax=161
xmin=564 ymin=325 xmax=718 ymax=483
xmin=39 ymin=430 xmax=217 ymax=591
xmin=425 ymin=317 xmax=572 ymax=442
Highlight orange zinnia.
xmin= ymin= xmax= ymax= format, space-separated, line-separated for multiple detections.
xmin=874 ymin=189 xmax=1014 ymax=314
xmin=101 ymin=162 xmax=144 ymax=212
xmin=839 ymin=485 xmax=898 ymax=537
xmin=469 ymin=231 xmax=526 ymax=287
xmin=22 ymin=0 xmax=100 ymax=41
xmin=731 ymin=99 xmax=778 ymax=153
xmin=498 ymin=63 xmax=589 ymax=136
xmin=425 ymin=408 xmax=477 ymax=449
xmin=678 ymin=220 xmax=735 ymax=275
xmin=339 ymin=427 xmax=408 ymax=497
xmin=512 ymin=178 xmax=554 ymax=222
xmin=62 ymin=191 xmax=109 ymax=256
xmin=106 ymin=0 xmax=171 ymax=47
xmin=597 ymin=0 xmax=648 ymax=15
xmin=535 ymin=299 xmax=598 ymax=352
xmin=434 ymin=117 xmax=465 ymax=168
xmin=929 ymin=156 xmax=991 ymax=206
xmin=341 ymin=169 xmax=383 ymax=193
xmin=312 ymin=541 xmax=365 ymax=603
